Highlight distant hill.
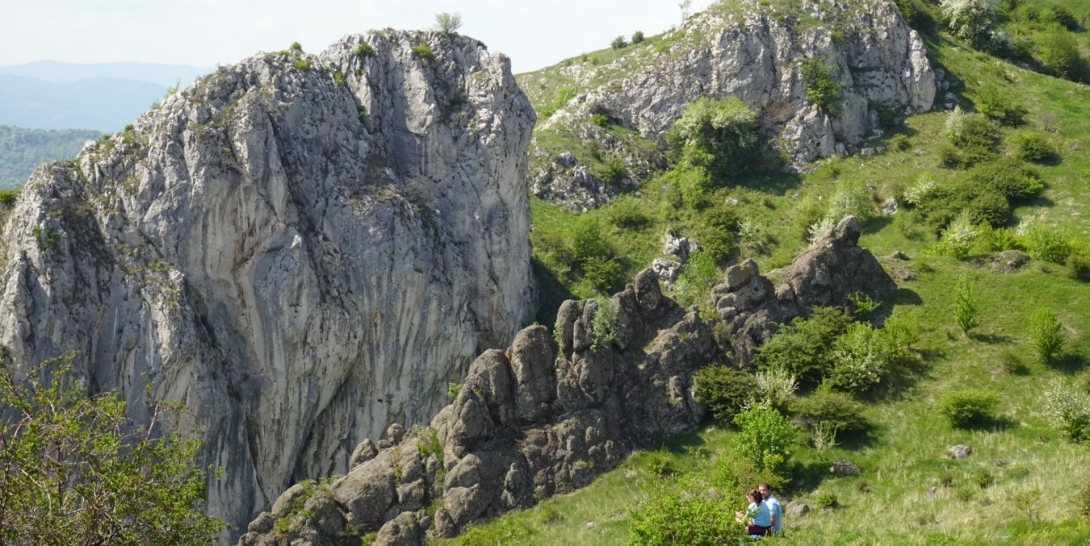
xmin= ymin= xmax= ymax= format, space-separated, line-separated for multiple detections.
xmin=0 ymin=125 xmax=99 ymax=189
xmin=0 ymin=75 xmax=166 ymax=132
xmin=0 ymin=61 xmax=210 ymax=87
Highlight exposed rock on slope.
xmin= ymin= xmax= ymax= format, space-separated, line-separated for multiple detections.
xmin=0 ymin=31 xmax=534 ymax=532
xmin=239 ymin=216 xmax=896 ymax=545
xmin=528 ymin=0 xmax=936 ymax=211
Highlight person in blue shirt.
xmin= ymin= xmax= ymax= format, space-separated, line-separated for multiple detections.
xmin=735 ymin=489 xmax=772 ymax=536
xmin=759 ymin=482 xmax=783 ymax=534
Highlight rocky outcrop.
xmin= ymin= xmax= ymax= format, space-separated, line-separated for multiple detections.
xmin=240 ymin=216 xmax=896 ymax=545
xmin=710 ymin=216 xmax=898 ymax=364
xmin=532 ymin=0 xmax=936 ymax=210
xmin=0 ymin=30 xmax=534 ymax=533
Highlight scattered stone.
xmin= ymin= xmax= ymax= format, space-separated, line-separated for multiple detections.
xmin=882 ymin=197 xmax=898 ymax=215
xmin=927 ymin=487 xmax=939 ymax=497
xmin=350 ymin=438 xmax=378 ymax=469
xmin=725 ymin=197 xmax=740 ymax=206
xmin=651 ymin=258 xmax=683 ymax=282
xmin=990 ymin=250 xmax=1031 ymax=274
xmin=785 ymin=502 xmax=810 ymax=519
xmin=662 ymin=231 xmax=701 ymax=262
xmin=585 ymin=521 xmax=597 ymax=529
xmin=948 ymin=445 xmax=972 ymax=459
xmin=830 ymin=459 xmax=860 ymax=476
xmin=890 ymin=251 xmax=908 ymax=261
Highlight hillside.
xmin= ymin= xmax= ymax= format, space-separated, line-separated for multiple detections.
xmin=0 ymin=74 xmax=169 ymax=132
xmin=426 ymin=0 xmax=1090 ymax=543
xmin=0 ymin=125 xmax=98 ymax=188
xmin=0 ymin=60 xmax=210 ymax=87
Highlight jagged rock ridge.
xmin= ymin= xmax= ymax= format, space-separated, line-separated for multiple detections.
xmin=239 ymin=216 xmax=896 ymax=545
xmin=0 ymin=31 xmax=534 ymax=533
xmin=530 ymin=0 xmax=936 ymax=211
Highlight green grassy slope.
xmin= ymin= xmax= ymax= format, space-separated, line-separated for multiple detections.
xmin=432 ymin=2 xmax=1090 ymax=544
xmin=0 ymin=125 xmax=98 ymax=189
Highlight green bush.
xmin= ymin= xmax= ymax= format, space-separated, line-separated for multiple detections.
xmin=0 ymin=189 xmax=18 ymax=206
xmin=1020 ymin=223 xmax=1075 ymax=264
xmin=292 ymin=58 xmax=312 ymax=71
xmin=290 ymin=41 xmax=302 ymax=51
xmin=889 ymin=133 xmax=911 ymax=151
xmin=828 ymin=322 xmax=902 ymax=393
xmin=694 ymin=365 xmax=757 ymax=423
xmin=954 ymin=274 xmax=980 ymax=336
xmin=966 ymin=157 xmax=1044 ymax=201
xmin=411 ymin=43 xmax=436 ymax=60
xmin=611 ymin=35 xmax=628 ymax=49
xmin=827 ymin=180 xmax=875 ymax=221
xmin=732 ymin=407 xmax=797 ymax=473
xmin=815 ymin=491 xmax=840 ymax=509
xmin=539 ymin=86 xmax=578 ymax=118
xmin=1043 ymin=378 xmax=1090 ymax=443
xmin=590 ymin=297 xmax=618 ymax=350
xmin=665 ymin=97 xmax=760 ymax=179
xmin=938 ymin=389 xmax=1000 ymax=428
xmin=1035 ymin=28 xmax=1088 ymax=82
xmin=1067 ymin=254 xmax=1090 ymax=281
xmin=941 ymin=0 xmax=999 ymax=48
xmin=800 ymin=59 xmax=843 ymax=115
xmin=789 ymin=388 xmax=870 ymax=438
xmin=1028 ymin=308 xmax=1066 ymax=365
xmin=355 ymin=42 xmax=375 ymax=58
xmin=1010 ymin=131 xmax=1058 ymax=163
xmin=582 ymin=256 xmax=624 ymax=292
xmin=605 ymin=197 xmax=651 ymax=230
xmin=632 ymin=30 xmax=645 ymax=44
xmin=672 ymin=250 xmax=719 ymax=307
xmin=695 ymin=205 xmax=740 ymax=263
xmin=755 ymin=307 xmax=853 ymax=390
xmin=625 ymin=479 xmax=742 ymax=546
xmin=975 ymin=84 xmax=1026 ymax=126
xmin=916 ymin=184 xmax=1009 ymax=233
xmin=941 ymin=107 xmax=999 ymax=168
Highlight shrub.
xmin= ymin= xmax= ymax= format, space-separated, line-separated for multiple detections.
xmin=355 ymin=42 xmax=375 ymax=58
xmin=975 ymin=84 xmax=1025 ymax=126
xmin=0 ymin=359 xmax=226 ymax=543
xmin=665 ymin=97 xmax=760 ymax=179
xmin=290 ymin=41 xmax=302 ymax=51
xmin=789 ymin=388 xmax=870 ymax=437
xmin=973 ymin=469 xmax=995 ymax=488
xmin=694 ymin=365 xmax=758 ymax=423
xmin=1027 ymin=309 xmax=1066 ymax=365
xmin=582 ymin=255 xmax=624 ymax=292
xmin=954 ymin=274 xmax=980 ymax=336
xmin=672 ymin=250 xmax=719 ymax=307
xmin=292 ymin=58 xmax=312 ymax=71
xmin=411 ymin=44 xmax=436 ymax=61
xmin=828 ymin=180 xmax=875 ymax=221
xmin=1020 ymin=223 xmax=1075 ymax=264
xmin=1043 ymin=379 xmax=1090 ymax=443
xmin=754 ymin=307 xmax=853 ymax=390
xmin=903 ymin=172 xmax=938 ymax=205
xmin=695 ymin=205 xmax=740 ymax=263
xmin=611 ymin=35 xmax=628 ymax=49
xmin=1068 ymin=254 xmax=1090 ymax=281
xmin=732 ymin=407 xmax=797 ymax=473
xmin=828 ymin=322 xmax=898 ymax=393
xmin=447 ymin=382 xmax=461 ymax=401
xmin=940 ymin=0 xmax=999 ymax=48
xmin=625 ymin=479 xmax=742 ymax=546
xmin=938 ymin=389 xmax=1000 ymax=427
xmin=1010 ymin=131 xmax=1057 ymax=163
xmin=539 ymin=86 xmax=578 ymax=118
xmin=0 ymin=189 xmax=18 ymax=206
xmin=889 ymin=133 xmax=911 ymax=151
xmin=967 ymin=157 xmax=1044 ymax=201
xmin=590 ymin=297 xmax=618 ymax=350
xmin=434 ymin=12 xmax=462 ymax=34
xmin=605 ymin=197 xmax=651 ymax=230
xmin=1035 ymin=28 xmax=1087 ymax=82
xmin=800 ymin=58 xmax=843 ymax=115
xmin=941 ymin=107 xmax=999 ymax=168
xmin=632 ymin=30 xmax=645 ymax=44
xmin=754 ymin=368 xmax=798 ymax=409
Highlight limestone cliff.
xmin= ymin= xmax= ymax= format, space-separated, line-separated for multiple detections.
xmin=0 ymin=31 xmax=534 ymax=532
xmin=527 ymin=0 xmax=936 ymax=211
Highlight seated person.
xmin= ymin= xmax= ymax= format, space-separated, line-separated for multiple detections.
xmin=734 ymin=489 xmax=772 ymax=537
xmin=759 ymin=482 xmax=782 ymax=534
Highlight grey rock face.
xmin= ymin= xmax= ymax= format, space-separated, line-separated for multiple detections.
xmin=532 ymin=0 xmax=935 ymax=210
xmin=948 ymin=444 xmax=972 ymax=459
xmin=0 ymin=30 xmax=534 ymax=533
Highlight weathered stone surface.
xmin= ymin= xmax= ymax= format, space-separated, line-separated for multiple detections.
xmin=375 ymin=511 xmax=422 ymax=546
xmin=786 ymin=502 xmax=811 ymax=519
xmin=651 ymin=258 xmax=682 ymax=282
xmin=349 ymin=439 xmax=378 ymax=469
xmin=0 ymin=29 xmax=536 ymax=535
xmin=948 ymin=444 xmax=972 ymax=459
xmin=830 ymin=459 xmax=861 ymax=476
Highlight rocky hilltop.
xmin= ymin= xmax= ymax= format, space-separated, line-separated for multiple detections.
xmin=526 ymin=0 xmax=936 ymax=210
xmin=239 ymin=216 xmax=896 ymax=545
xmin=0 ymin=31 xmax=534 ymax=531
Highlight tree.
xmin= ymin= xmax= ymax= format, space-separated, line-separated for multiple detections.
xmin=1028 ymin=309 xmax=1066 ymax=365
xmin=434 ymin=12 xmax=463 ymax=34
xmin=0 ymin=356 xmax=225 ymax=545
xmin=611 ymin=35 xmax=628 ymax=50
xmin=954 ymin=274 xmax=980 ymax=337
xmin=679 ymin=0 xmax=693 ymax=23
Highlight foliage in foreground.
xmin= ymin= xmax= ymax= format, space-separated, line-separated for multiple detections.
xmin=625 ymin=478 xmax=743 ymax=546
xmin=0 ymin=358 xmax=224 ymax=545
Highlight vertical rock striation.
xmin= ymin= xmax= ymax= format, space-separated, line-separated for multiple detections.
xmin=0 ymin=30 xmax=535 ymax=532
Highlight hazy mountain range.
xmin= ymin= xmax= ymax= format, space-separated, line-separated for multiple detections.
xmin=0 ymin=61 xmax=212 ymax=132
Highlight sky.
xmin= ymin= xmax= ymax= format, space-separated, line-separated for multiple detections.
xmin=1 ymin=0 xmax=717 ymax=74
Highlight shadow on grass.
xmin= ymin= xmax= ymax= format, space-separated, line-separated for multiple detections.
xmin=733 ymin=171 xmax=802 ymax=197
xmin=863 ymin=216 xmax=893 ymax=235
xmin=953 ymin=416 xmax=1018 ymax=432
xmin=971 ymin=332 xmax=1013 ymax=345
xmin=660 ymin=430 xmax=707 ymax=454
xmin=1049 ymin=353 xmax=1087 ymax=374
xmin=887 ymin=288 xmax=923 ymax=306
